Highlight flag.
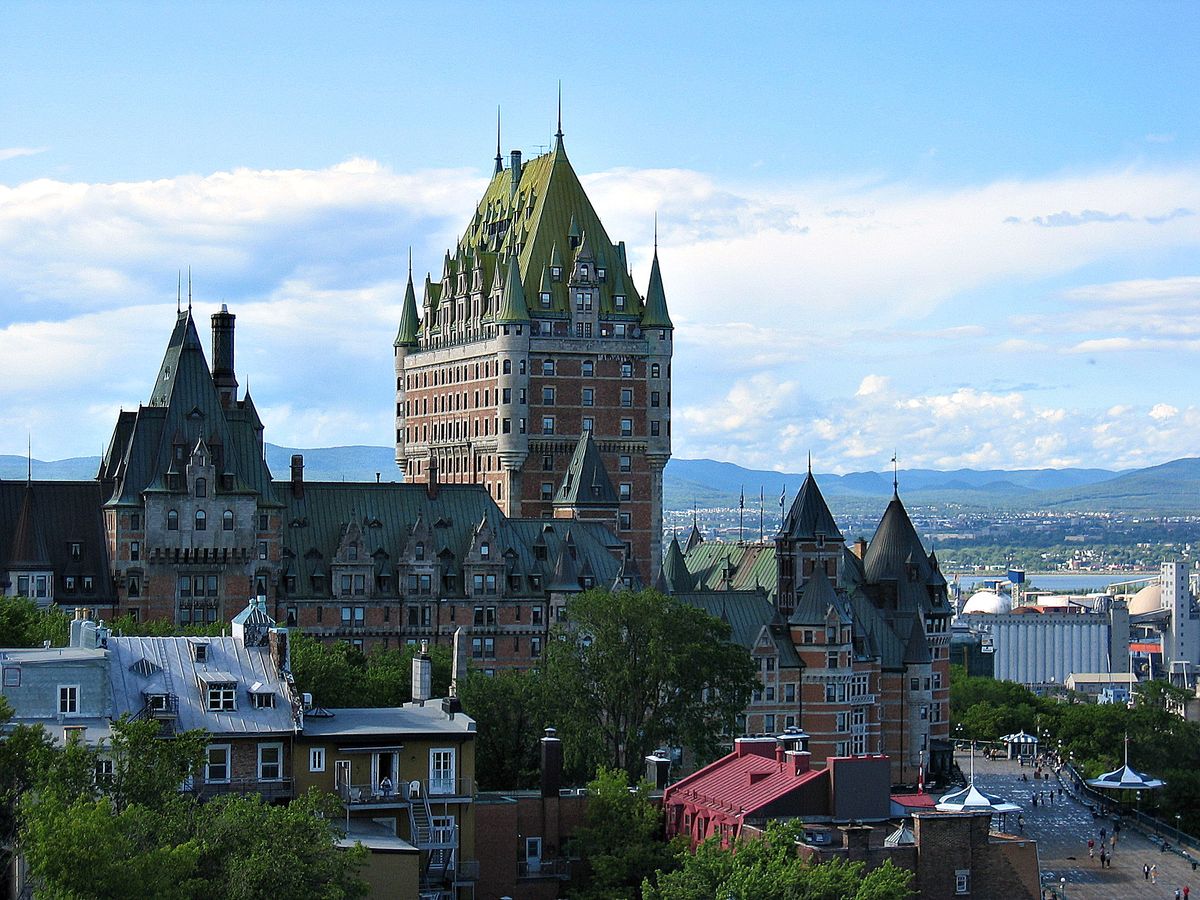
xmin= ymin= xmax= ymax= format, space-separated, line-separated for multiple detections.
xmin=739 ymin=486 xmax=744 ymax=509
xmin=780 ymin=485 xmax=786 ymax=509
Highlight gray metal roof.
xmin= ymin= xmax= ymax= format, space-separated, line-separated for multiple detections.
xmin=107 ymin=635 xmax=297 ymax=736
xmin=299 ymin=705 xmax=476 ymax=739
xmin=673 ymin=590 xmax=801 ymax=668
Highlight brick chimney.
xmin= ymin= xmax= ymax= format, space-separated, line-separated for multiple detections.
xmin=541 ymin=727 xmax=563 ymax=798
xmin=211 ymin=305 xmax=238 ymax=408
xmin=427 ymin=454 xmax=440 ymax=500
xmin=853 ymin=538 xmax=868 ymax=559
xmin=290 ymin=454 xmax=304 ymax=499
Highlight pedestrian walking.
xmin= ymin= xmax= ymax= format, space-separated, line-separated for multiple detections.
xmin=1183 ymin=884 xmax=1190 ymax=900
xmin=1100 ymin=849 xmax=1107 ymax=867
xmin=1089 ymin=839 xmax=1095 ymax=860
xmin=1101 ymin=827 xmax=1107 ymax=842
xmin=1153 ymin=864 xmax=1159 ymax=884
xmin=1146 ymin=864 xmax=1152 ymax=881
xmin=1176 ymin=889 xmax=1182 ymax=900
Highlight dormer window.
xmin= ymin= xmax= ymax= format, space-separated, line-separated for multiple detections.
xmin=415 ymin=541 xmax=425 ymax=561
xmin=551 ymin=266 xmax=562 ymax=281
xmin=614 ymin=294 xmax=625 ymax=311
xmin=597 ymin=267 xmax=606 ymax=281
xmin=191 ymin=641 xmax=209 ymax=663
xmin=349 ymin=544 xmax=358 ymax=561
xmin=206 ymin=683 xmax=236 ymax=711
xmin=540 ymin=291 xmax=551 ymax=307
xmin=249 ymin=687 xmax=276 ymax=709
xmin=195 ymin=477 xmax=207 ymax=498
xmin=70 ymin=542 xmax=81 ymax=560
xmin=580 ymin=264 xmax=589 ymax=279
xmin=480 ymin=542 xmax=490 ymax=559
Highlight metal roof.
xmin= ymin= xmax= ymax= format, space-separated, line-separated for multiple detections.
xmin=299 ymin=705 xmax=476 ymax=739
xmin=107 ymin=635 xmax=297 ymax=736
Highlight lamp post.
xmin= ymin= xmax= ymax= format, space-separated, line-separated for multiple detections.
xmin=1059 ymin=876 xmax=1067 ymax=899
xmin=1176 ymin=814 xmax=1182 ymax=841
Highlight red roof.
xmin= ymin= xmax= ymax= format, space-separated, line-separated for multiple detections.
xmin=664 ymin=749 xmax=823 ymax=822
xmin=891 ymin=792 xmax=937 ymax=809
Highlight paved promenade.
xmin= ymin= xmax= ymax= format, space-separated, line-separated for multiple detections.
xmin=960 ymin=751 xmax=1197 ymax=900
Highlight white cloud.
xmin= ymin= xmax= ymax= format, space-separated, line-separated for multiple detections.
xmin=1149 ymin=403 xmax=1179 ymax=420
xmin=0 ymin=147 xmax=47 ymax=163
xmin=855 ymin=374 xmax=890 ymax=397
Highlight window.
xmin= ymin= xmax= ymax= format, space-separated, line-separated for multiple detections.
xmin=827 ymin=651 xmax=839 ymax=668
xmin=619 ymin=512 xmax=631 ymax=530
xmin=582 ymin=388 xmax=594 ymax=406
xmin=415 ymin=541 xmax=425 ymax=561
xmin=531 ymin=637 xmax=542 ymax=658
xmin=910 ymin=677 xmax=919 ymax=691
xmin=251 ymin=691 xmax=276 ymax=709
xmin=65 ymin=576 xmax=76 ymax=593
xmin=614 ymin=294 xmax=625 ymax=310
xmin=258 ymin=513 xmax=269 ymax=530
xmin=128 ymin=575 xmax=141 ymax=597
xmin=620 ymin=418 xmax=633 ymax=436
xmin=541 ymin=359 xmax=555 ymax=375
xmin=129 ymin=512 xmax=140 ymax=530
xmin=582 ymin=416 xmax=594 ymax=432
xmin=541 ymin=481 xmax=554 ymax=501
xmin=130 ymin=540 xmax=140 ymax=561
xmin=503 ymin=358 xmax=512 ymax=374
xmin=480 ymin=541 xmax=490 ymax=558
xmin=259 ymin=541 xmax=268 ymax=560
xmin=205 ymin=745 xmax=231 ymax=783
xmin=195 ymin=477 xmax=206 ymax=498
xmin=2 ymin=668 xmax=19 ymax=688
xmin=955 ymin=871 xmax=970 ymax=895
xmin=650 ymin=421 xmax=660 ymax=436
xmin=542 ymin=417 xmax=555 ymax=435
xmin=582 ymin=360 xmax=594 ymax=376
xmin=207 ymin=683 xmax=236 ymax=711
xmin=354 ymin=606 xmax=365 ymax=624
xmin=309 ymin=747 xmax=326 ymax=773
xmin=258 ymin=742 xmax=284 ymax=781
xmin=542 ymin=454 xmax=554 ymax=471
xmin=784 ymin=683 xmax=796 ymax=703
xmin=58 ymin=685 xmax=78 ymax=715
xmin=540 ymin=291 xmax=551 ymax=307
xmin=542 ymin=386 xmax=555 ymax=405
xmin=502 ymin=418 xmax=511 ymax=434
xmin=619 ymin=455 xmax=632 ymax=473
xmin=168 ymin=509 xmax=179 ymax=530
xmin=621 ymin=361 xmax=633 ymax=377
xmin=651 ymin=363 xmax=661 ymax=378
xmin=651 ymin=391 xmax=661 ymax=407
xmin=223 ymin=510 xmax=234 ymax=531
xmin=429 ymin=747 xmax=456 ymax=795
xmin=195 ymin=510 xmax=206 ymax=531
xmin=620 ymin=388 xmax=633 ymax=407
xmin=619 ymin=483 xmax=632 ymax=501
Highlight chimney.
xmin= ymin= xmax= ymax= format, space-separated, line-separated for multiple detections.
xmin=70 ymin=607 xmax=84 ymax=647
xmin=509 ymin=150 xmax=522 ymax=197
xmin=645 ymin=750 xmax=671 ymax=790
xmin=211 ymin=305 xmax=238 ymax=408
xmin=290 ymin=455 xmax=304 ymax=499
xmin=412 ymin=640 xmax=432 ymax=705
xmin=853 ymin=538 xmax=868 ymax=559
xmin=449 ymin=627 xmax=468 ymax=698
xmin=786 ymin=749 xmax=811 ymax=775
xmin=427 ymin=454 xmax=440 ymax=500
xmin=269 ymin=626 xmax=290 ymax=675
xmin=541 ymin=727 xmax=563 ymax=798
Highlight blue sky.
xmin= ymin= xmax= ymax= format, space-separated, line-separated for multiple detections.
xmin=2 ymin=1 xmax=1199 ymax=472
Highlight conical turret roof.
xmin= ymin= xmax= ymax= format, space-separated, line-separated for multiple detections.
xmin=780 ymin=472 xmax=842 ymax=542
xmin=495 ymin=254 xmax=531 ymax=324
xmin=8 ymin=482 xmax=49 ymax=568
xmin=862 ymin=492 xmax=930 ymax=584
xmin=658 ymin=535 xmax=693 ymax=593
xmin=641 ymin=249 xmax=672 ymax=328
xmin=395 ymin=267 xmax=420 ymax=347
xmin=554 ymin=432 xmax=617 ymax=507
xmin=788 ymin=565 xmax=844 ymax=626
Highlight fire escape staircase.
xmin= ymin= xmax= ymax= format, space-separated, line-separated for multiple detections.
xmin=408 ymin=785 xmax=456 ymax=886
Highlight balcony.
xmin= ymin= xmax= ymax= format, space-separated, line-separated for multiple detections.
xmin=192 ymin=777 xmax=295 ymax=803
xmin=518 ymin=858 xmax=572 ymax=879
xmin=336 ymin=777 xmax=474 ymax=807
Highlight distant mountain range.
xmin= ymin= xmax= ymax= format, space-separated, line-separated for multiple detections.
xmin=2 ymin=446 xmax=1198 ymax=514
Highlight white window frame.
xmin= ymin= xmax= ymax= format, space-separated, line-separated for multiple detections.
xmin=955 ymin=870 xmax=970 ymax=895
xmin=207 ymin=683 xmax=236 ymax=711
xmin=205 ymin=743 xmax=231 ymax=783
xmin=258 ymin=742 xmax=284 ymax=782
xmin=309 ymin=747 xmax=326 ymax=773
xmin=58 ymin=684 xmax=79 ymax=715
xmin=429 ymin=746 xmax=456 ymax=795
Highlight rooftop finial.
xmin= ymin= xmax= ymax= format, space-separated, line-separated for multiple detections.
xmin=555 ymin=81 xmax=563 ymax=144
xmin=187 ymin=267 xmax=192 ymax=312
xmin=177 ymin=270 xmax=181 ymax=314
xmin=408 ymin=246 xmax=413 ymax=279
xmin=891 ymin=451 xmax=899 ymax=495
xmin=653 ymin=211 xmax=658 ymax=252
xmin=807 ymin=450 xmax=812 ymax=475
xmin=26 ymin=433 xmax=32 ymax=484
xmin=494 ymin=105 xmax=503 ymax=175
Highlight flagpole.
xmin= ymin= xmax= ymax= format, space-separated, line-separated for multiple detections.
xmin=759 ymin=486 xmax=764 ymax=543
xmin=738 ymin=486 xmax=745 ymax=543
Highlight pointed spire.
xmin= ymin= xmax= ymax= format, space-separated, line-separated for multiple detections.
xmin=892 ymin=451 xmax=899 ymax=496
xmin=494 ymin=105 xmax=503 ymax=175
xmin=187 ymin=267 xmax=192 ymax=312
xmin=495 ymin=251 xmax=531 ymax=324
xmin=555 ymin=80 xmax=564 ymax=148
xmin=26 ymin=433 xmax=32 ymax=484
xmin=395 ymin=256 xmax=420 ymax=348
xmin=641 ymin=231 xmax=673 ymax=329
xmin=177 ymin=270 xmax=182 ymax=314
xmin=808 ymin=451 xmax=812 ymax=475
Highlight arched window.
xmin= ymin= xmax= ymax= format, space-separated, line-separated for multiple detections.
xmin=195 ymin=477 xmax=207 ymax=498
xmin=195 ymin=510 xmax=207 ymax=531
xmin=167 ymin=510 xmax=179 ymax=531
xmin=503 ymin=359 xmax=511 ymax=374
xmin=222 ymin=510 xmax=234 ymax=531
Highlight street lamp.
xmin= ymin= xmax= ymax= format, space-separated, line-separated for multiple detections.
xmin=1060 ymin=876 xmax=1067 ymax=899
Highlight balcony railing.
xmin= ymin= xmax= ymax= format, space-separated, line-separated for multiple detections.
xmin=519 ymin=858 xmax=572 ymax=879
xmin=336 ymin=778 xmax=475 ymax=806
xmin=192 ymin=777 xmax=295 ymax=802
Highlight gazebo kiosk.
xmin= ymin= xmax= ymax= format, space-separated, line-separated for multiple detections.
xmin=1001 ymin=730 xmax=1039 ymax=760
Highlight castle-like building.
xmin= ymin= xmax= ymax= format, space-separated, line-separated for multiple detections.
xmin=658 ymin=471 xmax=954 ymax=784
xmin=394 ymin=123 xmax=671 ymax=579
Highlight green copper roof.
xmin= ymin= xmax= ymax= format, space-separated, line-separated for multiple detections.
xmin=554 ymin=431 xmax=617 ymax=507
xmin=659 ymin=535 xmax=693 ymax=592
xmin=395 ymin=270 xmax=420 ymax=347
xmin=787 ymin=565 xmax=844 ymax=626
xmin=495 ymin=254 xmax=531 ymax=324
xmin=640 ymin=250 xmax=672 ymax=329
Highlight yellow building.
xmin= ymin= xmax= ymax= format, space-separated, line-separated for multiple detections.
xmin=294 ymin=702 xmax=478 ymax=898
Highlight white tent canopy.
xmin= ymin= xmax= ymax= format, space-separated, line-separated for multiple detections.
xmin=936 ymin=783 xmax=1022 ymax=814
xmin=1086 ymin=735 xmax=1165 ymax=791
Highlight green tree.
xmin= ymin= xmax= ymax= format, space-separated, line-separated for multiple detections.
xmin=289 ymin=634 xmax=452 ymax=708
xmin=458 ymin=668 xmax=551 ymax=790
xmin=544 ymin=588 xmax=757 ymax=779
xmin=568 ymin=767 xmax=682 ymax=900
xmin=642 ymin=820 xmax=913 ymax=900
xmin=0 ymin=594 xmax=69 ymax=648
